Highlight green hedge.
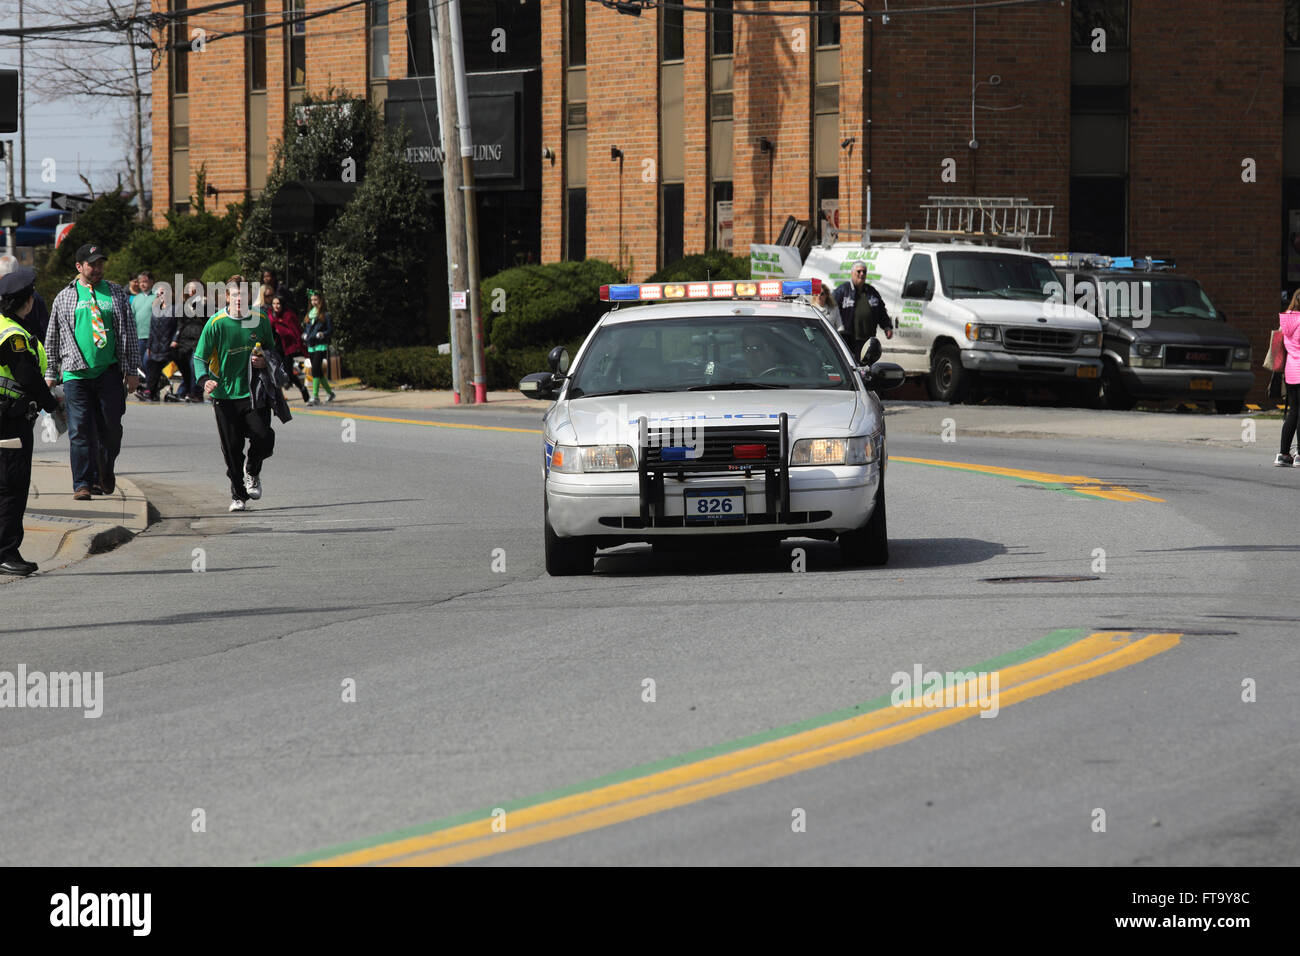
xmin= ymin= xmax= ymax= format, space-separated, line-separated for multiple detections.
xmin=346 ymin=343 xmax=584 ymax=392
xmin=201 ymin=260 xmax=241 ymax=285
xmin=480 ymin=259 xmax=624 ymax=352
xmin=645 ymin=249 xmax=751 ymax=283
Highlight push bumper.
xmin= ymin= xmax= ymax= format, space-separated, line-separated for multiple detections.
xmin=1117 ymin=367 xmax=1253 ymax=400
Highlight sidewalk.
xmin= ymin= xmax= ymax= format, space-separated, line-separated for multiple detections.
xmin=10 ymin=461 xmax=154 ymax=579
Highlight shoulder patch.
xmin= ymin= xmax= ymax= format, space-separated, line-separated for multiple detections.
xmin=10 ymin=336 xmax=26 ymax=351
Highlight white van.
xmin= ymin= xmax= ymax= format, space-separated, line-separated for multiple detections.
xmin=800 ymin=242 xmax=1104 ymax=402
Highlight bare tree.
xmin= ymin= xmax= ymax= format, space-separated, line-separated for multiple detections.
xmin=22 ymin=0 xmax=153 ymax=220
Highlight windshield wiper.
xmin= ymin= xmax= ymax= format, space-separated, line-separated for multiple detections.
xmin=568 ymin=387 xmax=674 ymax=399
xmin=948 ymin=284 xmax=1011 ymax=298
xmin=686 ymin=381 xmax=790 ymax=390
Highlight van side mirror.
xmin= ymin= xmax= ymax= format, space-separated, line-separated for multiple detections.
xmin=865 ymin=361 xmax=906 ymax=392
xmin=903 ymin=279 xmax=931 ymax=299
xmin=859 ymin=338 xmax=883 ymax=366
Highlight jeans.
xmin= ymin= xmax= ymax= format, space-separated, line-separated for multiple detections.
xmin=137 ymin=338 xmax=149 ymax=375
xmin=62 ymin=365 xmax=126 ymax=491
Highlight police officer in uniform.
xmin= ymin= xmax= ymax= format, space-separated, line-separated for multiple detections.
xmin=0 ymin=267 xmax=62 ymax=576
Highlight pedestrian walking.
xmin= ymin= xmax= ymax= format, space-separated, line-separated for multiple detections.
xmin=1276 ymin=291 xmax=1300 ymax=466
xmin=192 ymin=276 xmax=280 ymax=511
xmin=302 ymin=289 xmax=336 ymax=404
xmin=0 ymin=267 xmax=64 ymax=576
xmin=42 ymin=243 xmax=139 ymax=499
xmin=130 ymin=270 xmax=156 ymax=380
xmin=831 ymin=262 xmax=894 ymax=364
xmin=269 ymin=295 xmax=310 ymax=403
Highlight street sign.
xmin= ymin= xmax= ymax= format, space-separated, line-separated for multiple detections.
xmin=451 ymin=290 xmax=467 ymax=310
xmin=0 ymin=70 xmax=16 ymax=134
xmin=51 ymin=191 xmax=94 ymax=213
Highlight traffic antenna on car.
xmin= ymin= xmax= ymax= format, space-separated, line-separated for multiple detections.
xmin=599 ymin=279 xmax=822 ymax=302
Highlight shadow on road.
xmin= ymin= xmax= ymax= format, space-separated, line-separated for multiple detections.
xmin=594 ymin=537 xmax=1009 ymax=576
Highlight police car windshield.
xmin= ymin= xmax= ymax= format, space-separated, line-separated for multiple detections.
xmin=937 ymin=252 xmax=1059 ymax=301
xmin=567 ymin=315 xmax=854 ymax=397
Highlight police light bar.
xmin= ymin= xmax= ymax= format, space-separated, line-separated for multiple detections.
xmin=1046 ymin=252 xmax=1176 ymax=272
xmin=599 ymin=278 xmax=821 ymax=302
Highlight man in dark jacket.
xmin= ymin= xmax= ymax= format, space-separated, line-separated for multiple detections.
xmin=832 ymin=262 xmax=894 ymax=363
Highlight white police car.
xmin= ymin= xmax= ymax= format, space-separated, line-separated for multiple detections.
xmin=519 ymin=279 xmax=906 ymax=575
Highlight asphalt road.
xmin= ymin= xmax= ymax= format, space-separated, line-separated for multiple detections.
xmin=1 ymin=398 xmax=1296 ymax=866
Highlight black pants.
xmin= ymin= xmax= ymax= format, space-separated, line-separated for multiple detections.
xmin=1282 ymin=383 xmax=1300 ymax=455
xmin=212 ymin=398 xmax=275 ymax=500
xmin=145 ymin=349 xmax=195 ymax=398
xmin=0 ymin=409 xmax=34 ymax=563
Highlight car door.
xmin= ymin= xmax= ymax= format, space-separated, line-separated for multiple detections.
xmin=890 ymin=252 xmax=936 ymax=374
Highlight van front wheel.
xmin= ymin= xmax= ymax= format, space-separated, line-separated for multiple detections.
xmin=929 ymin=344 xmax=972 ymax=404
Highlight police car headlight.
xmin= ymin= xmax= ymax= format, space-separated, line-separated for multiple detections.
xmin=790 ymin=436 xmax=878 ymax=466
xmin=965 ymin=323 xmax=1000 ymax=343
xmin=552 ymin=444 xmax=637 ymax=473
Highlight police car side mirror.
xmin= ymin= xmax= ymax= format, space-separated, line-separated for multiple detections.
xmin=859 ymin=338 xmax=883 ymax=366
xmin=519 ymin=372 xmax=559 ymax=401
xmin=865 ymin=362 xmax=905 ymax=392
xmin=548 ymin=346 xmax=571 ymax=374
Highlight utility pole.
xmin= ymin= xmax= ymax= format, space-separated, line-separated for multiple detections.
xmin=447 ymin=0 xmax=486 ymax=403
xmin=3 ymin=141 xmax=15 ymax=256
xmin=431 ymin=0 xmax=473 ymax=403
xmin=18 ymin=0 xmax=25 ymax=198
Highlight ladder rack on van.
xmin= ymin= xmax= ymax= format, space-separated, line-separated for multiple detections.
xmin=828 ymin=196 xmax=1055 ymax=251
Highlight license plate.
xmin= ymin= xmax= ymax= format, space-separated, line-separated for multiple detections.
xmin=1190 ymin=378 xmax=1213 ymax=390
xmin=684 ymin=487 xmax=746 ymax=521
xmin=1076 ymin=366 xmax=1100 ymax=379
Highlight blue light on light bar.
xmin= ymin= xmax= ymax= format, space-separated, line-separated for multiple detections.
xmin=603 ymin=284 xmax=642 ymax=301
xmin=781 ymin=279 xmax=814 ymax=295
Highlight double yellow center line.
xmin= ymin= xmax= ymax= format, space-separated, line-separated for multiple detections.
xmin=306 ymin=630 xmax=1179 ymax=867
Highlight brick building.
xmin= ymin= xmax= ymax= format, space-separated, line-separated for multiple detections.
xmin=155 ymin=0 xmax=1297 ymax=397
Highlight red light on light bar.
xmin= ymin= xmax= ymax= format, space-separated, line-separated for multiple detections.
xmin=810 ymin=278 xmax=822 ymax=295
xmin=641 ymin=284 xmax=663 ymax=300
xmin=758 ymin=280 xmax=783 ymax=297
xmin=687 ymin=282 xmax=711 ymax=298
xmin=733 ymin=443 xmax=767 ymax=460
xmin=712 ymin=281 xmax=735 ymax=297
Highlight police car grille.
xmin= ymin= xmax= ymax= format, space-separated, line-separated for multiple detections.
xmin=1003 ymin=328 xmax=1078 ymax=354
xmin=1165 ymin=346 xmax=1229 ymax=369
xmin=643 ymin=427 xmax=782 ymax=468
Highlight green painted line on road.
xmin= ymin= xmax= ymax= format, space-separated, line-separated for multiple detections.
xmin=269 ymin=626 xmax=1086 ymax=866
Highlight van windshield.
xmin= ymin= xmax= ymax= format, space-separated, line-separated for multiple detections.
xmin=937 ymin=252 xmax=1059 ymax=301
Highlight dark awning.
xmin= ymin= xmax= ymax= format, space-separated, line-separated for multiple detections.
xmin=269 ymin=181 xmax=358 ymax=235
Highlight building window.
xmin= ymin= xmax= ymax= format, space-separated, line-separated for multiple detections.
xmin=662 ymin=183 xmax=684 ymax=267
xmin=712 ymin=0 xmax=733 ymax=56
xmin=171 ymin=95 xmax=190 ymax=206
xmin=814 ymin=7 xmax=840 ymax=191
xmin=463 ymin=0 xmax=540 ymax=72
xmin=568 ymin=0 xmax=586 ymax=68
xmin=816 ymin=176 xmax=838 ymax=242
xmin=172 ymin=0 xmax=189 ymax=95
xmin=369 ymin=1 xmax=390 ymax=79
xmin=1070 ymin=179 xmax=1125 ymax=254
xmin=248 ymin=0 xmax=267 ymax=90
xmin=407 ymin=0 xmax=433 ymax=76
xmin=567 ymin=188 xmax=586 ymax=262
xmin=710 ymin=55 xmax=734 ymax=194
xmin=288 ymin=0 xmax=306 ymax=88
xmin=713 ymin=181 xmax=733 ymax=253
xmin=663 ymin=3 xmax=684 ymax=62
xmin=1072 ymin=0 xmax=1129 ymax=50
xmin=816 ymin=0 xmax=840 ymax=49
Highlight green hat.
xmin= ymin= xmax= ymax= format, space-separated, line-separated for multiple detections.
xmin=307 ymin=288 xmax=320 ymax=296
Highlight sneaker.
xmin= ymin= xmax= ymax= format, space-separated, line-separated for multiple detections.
xmin=325 ymin=392 xmax=336 ymax=403
xmin=229 ymin=498 xmax=246 ymax=512
xmin=305 ymin=399 xmax=318 ymax=406
xmin=243 ymin=470 xmax=262 ymax=500
xmin=1275 ymin=453 xmax=1294 ymax=467
xmin=73 ymin=486 xmax=92 ymax=501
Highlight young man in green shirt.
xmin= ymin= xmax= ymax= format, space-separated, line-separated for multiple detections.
xmin=192 ymin=276 xmax=278 ymax=512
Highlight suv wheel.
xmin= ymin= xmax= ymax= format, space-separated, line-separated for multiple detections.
xmin=840 ymin=477 xmax=888 ymax=567
xmin=544 ymin=494 xmax=595 ymax=575
xmin=1098 ymin=360 xmax=1136 ymax=411
xmin=929 ymin=344 xmax=972 ymax=404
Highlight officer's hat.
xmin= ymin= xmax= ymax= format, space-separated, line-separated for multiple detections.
xmin=0 ymin=266 xmax=37 ymax=299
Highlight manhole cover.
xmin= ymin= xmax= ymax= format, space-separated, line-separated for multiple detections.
xmin=982 ymin=574 xmax=1101 ymax=583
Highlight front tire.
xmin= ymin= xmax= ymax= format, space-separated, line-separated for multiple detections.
xmin=544 ymin=494 xmax=594 ymax=575
xmin=840 ymin=476 xmax=888 ymax=566
xmin=929 ymin=344 xmax=972 ymax=404
xmin=1098 ymin=360 xmax=1136 ymax=410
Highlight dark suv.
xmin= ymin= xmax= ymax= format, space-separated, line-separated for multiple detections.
xmin=1048 ymin=255 xmax=1253 ymax=413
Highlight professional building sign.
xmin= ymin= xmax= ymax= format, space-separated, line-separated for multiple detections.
xmin=389 ymin=92 xmax=518 ymax=181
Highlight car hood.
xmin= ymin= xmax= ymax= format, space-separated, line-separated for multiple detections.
xmin=1110 ymin=316 xmax=1251 ymax=347
xmin=552 ymin=389 xmax=872 ymax=445
xmin=955 ymin=297 xmax=1101 ymax=331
